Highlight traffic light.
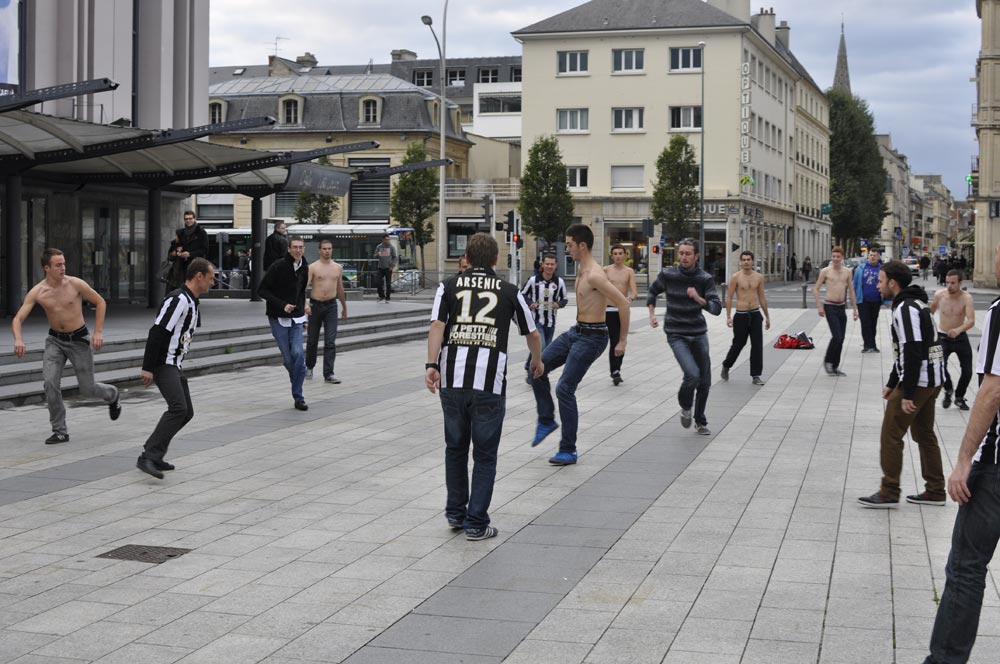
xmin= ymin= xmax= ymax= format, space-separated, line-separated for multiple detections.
xmin=504 ymin=209 xmax=515 ymax=232
xmin=652 ymin=245 xmax=660 ymax=254
xmin=512 ymin=233 xmax=524 ymax=249
xmin=480 ymin=195 xmax=492 ymax=228
xmin=642 ymin=218 xmax=654 ymax=237
xmin=506 ymin=254 xmax=512 ymax=267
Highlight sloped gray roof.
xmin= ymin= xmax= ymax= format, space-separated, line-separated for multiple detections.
xmin=513 ymin=0 xmax=745 ymax=35
xmin=210 ymin=73 xmax=430 ymax=96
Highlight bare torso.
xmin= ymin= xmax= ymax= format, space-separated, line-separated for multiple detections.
xmin=32 ymin=277 xmax=87 ymax=332
xmin=936 ymin=290 xmax=973 ymax=333
xmin=576 ymin=262 xmax=611 ymax=323
xmin=309 ymin=259 xmax=344 ymax=301
xmin=603 ymin=264 xmax=635 ymax=306
xmin=732 ymin=270 xmax=763 ymax=310
xmin=818 ymin=266 xmax=851 ymax=303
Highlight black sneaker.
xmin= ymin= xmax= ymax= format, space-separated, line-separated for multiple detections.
xmin=136 ymin=456 xmax=164 ymax=480
xmin=955 ymin=397 xmax=969 ymax=411
xmin=325 ymin=375 xmax=341 ymax=384
xmin=447 ymin=518 xmax=464 ymax=530
xmin=942 ymin=391 xmax=952 ymax=409
xmin=906 ymin=492 xmax=946 ymax=506
xmin=153 ymin=459 xmax=175 ymax=472
xmin=721 ymin=365 xmax=730 ymax=381
xmin=824 ymin=362 xmax=837 ymax=376
xmin=612 ymin=372 xmax=622 ymax=386
xmin=857 ymin=492 xmax=899 ymax=509
xmin=45 ymin=433 xmax=70 ymax=445
xmin=466 ymin=526 xmax=498 ymax=541
xmin=109 ymin=395 xmax=122 ymax=421
xmin=752 ymin=376 xmax=765 ymax=386
xmin=294 ymin=400 xmax=309 ymax=411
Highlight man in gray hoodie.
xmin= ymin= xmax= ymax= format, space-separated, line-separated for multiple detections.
xmin=373 ymin=234 xmax=397 ymax=302
xmin=647 ymin=239 xmax=723 ymax=435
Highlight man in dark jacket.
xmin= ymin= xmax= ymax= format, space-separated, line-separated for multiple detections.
xmin=259 ymin=236 xmax=310 ymax=411
xmin=167 ymin=210 xmax=209 ymax=289
xmin=858 ymin=260 xmax=945 ymax=508
xmin=263 ymin=222 xmax=288 ymax=271
xmin=647 ymin=239 xmax=723 ymax=435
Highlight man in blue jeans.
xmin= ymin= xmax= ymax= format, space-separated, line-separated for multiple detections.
xmin=923 ymin=241 xmax=1000 ymax=664
xmin=259 ymin=237 xmax=310 ymax=411
xmin=426 ymin=233 xmax=542 ymax=540
xmin=647 ymin=239 xmax=722 ymax=435
xmin=531 ymin=224 xmax=630 ymax=465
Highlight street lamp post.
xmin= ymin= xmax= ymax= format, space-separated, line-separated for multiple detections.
xmin=422 ymin=4 xmax=449 ymax=280
xmin=698 ymin=41 xmax=706 ymax=271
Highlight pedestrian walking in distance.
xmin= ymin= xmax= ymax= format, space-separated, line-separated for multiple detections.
xmin=858 ymin=260 xmax=945 ymax=508
xmin=854 ymin=247 xmax=884 ymax=353
xmin=263 ymin=221 xmax=288 ymax=271
xmin=137 ymin=258 xmax=215 ymax=480
xmin=10 ymin=247 xmax=121 ymax=444
xmin=604 ymin=244 xmax=638 ymax=386
xmin=373 ymin=233 xmax=397 ymax=302
xmin=930 ymin=269 xmax=975 ymax=411
xmin=259 ymin=236 xmax=310 ymax=411
xmin=721 ymin=250 xmax=770 ymax=385
xmin=426 ymin=233 xmax=542 ymax=540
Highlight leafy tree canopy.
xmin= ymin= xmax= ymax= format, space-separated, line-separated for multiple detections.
xmin=519 ymin=135 xmax=575 ymax=245
xmin=294 ymin=155 xmax=339 ymax=224
xmin=390 ymin=141 xmax=439 ymax=270
xmin=651 ymin=134 xmax=700 ymax=243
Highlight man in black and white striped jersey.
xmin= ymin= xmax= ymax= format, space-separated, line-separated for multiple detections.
xmin=858 ymin=260 xmax=945 ymax=508
xmin=426 ymin=233 xmax=543 ymax=541
xmin=136 ymin=258 xmax=215 ymax=480
xmin=924 ymin=242 xmax=1000 ymax=663
xmin=520 ymin=254 xmax=567 ymax=383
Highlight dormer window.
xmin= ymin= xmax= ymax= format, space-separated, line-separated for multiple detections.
xmin=278 ymin=94 xmax=304 ymax=126
xmin=359 ymin=95 xmax=383 ymax=126
xmin=209 ymin=102 xmax=223 ymax=124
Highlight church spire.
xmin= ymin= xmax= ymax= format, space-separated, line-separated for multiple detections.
xmin=833 ymin=21 xmax=852 ymax=94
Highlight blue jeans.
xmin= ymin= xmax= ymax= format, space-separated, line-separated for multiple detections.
xmin=532 ymin=327 xmax=608 ymax=454
xmin=268 ymin=318 xmax=306 ymax=402
xmin=525 ymin=324 xmax=555 ymax=371
xmin=823 ymin=303 xmax=847 ymax=368
xmin=440 ymin=388 xmax=505 ymax=531
xmin=306 ymin=299 xmax=339 ymax=378
xmin=925 ymin=460 xmax=1000 ymax=663
xmin=667 ymin=333 xmax=711 ymax=426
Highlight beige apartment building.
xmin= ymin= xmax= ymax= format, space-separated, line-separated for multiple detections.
xmin=514 ymin=0 xmax=827 ymax=283
xmin=913 ymin=175 xmax=955 ymax=254
xmin=877 ymin=134 xmax=911 ymax=258
xmin=974 ymin=0 xmax=1000 ymax=285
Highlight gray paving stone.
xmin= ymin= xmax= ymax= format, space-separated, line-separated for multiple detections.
xmin=584 ymin=627 xmax=675 ymax=663
xmin=234 ymin=602 xmax=343 ymax=639
xmin=415 ymin=586 xmax=562 ymax=623
xmin=139 ymin=611 xmax=251 ymax=649
xmin=90 ymin=643 xmax=191 ymax=664
xmin=326 ymin=594 xmax=422 ymax=629
xmin=741 ymin=639 xmax=820 ymax=664
xmin=509 ymin=524 xmax=624 ymax=548
xmin=0 ymin=631 xmax=59 ymax=661
xmin=32 ymin=621 xmax=154 ymax=660
xmin=173 ymin=633 xmax=288 ymax=664
xmin=669 ymin=617 xmax=753 ymax=655
xmin=104 ymin=592 xmax=214 ymax=626
xmin=371 ymin=614 xmax=533 ymax=657
xmin=275 ymin=623 xmax=383 ymax=662
xmin=9 ymin=600 xmax=123 ymax=635
xmin=343 ymin=647 xmax=502 ymax=664
xmin=749 ymin=606 xmax=824 ymax=643
xmin=502 ymin=639 xmax=591 ymax=664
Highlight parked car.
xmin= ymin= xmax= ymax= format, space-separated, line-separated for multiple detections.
xmin=902 ymin=257 xmax=920 ymax=277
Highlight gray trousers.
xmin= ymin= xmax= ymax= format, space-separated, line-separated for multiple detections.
xmin=43 ymin=335 xmax=117 ymax=436
xmin=142 ymin=365 xmax=194 ymax=462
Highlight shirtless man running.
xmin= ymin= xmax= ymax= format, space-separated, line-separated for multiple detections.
xmin=11 ymin=248 xmax=121 ymax=444
xmin=930 ymin=268 xmax=975 ymax=410
xmin=813 ymin=246 xmax=859 ymax=376
xmin=305 ymin=239 xmax=348 ymax=384
xmin=721 ymin=250 xmax=770 ymax=385
xmin=532 ymin=224 xmax=629 ymax=465
xmin=605 ymin=244 xmax=638 ymax=386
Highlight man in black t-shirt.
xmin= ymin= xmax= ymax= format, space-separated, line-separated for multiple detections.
xmin=426 ymin=233 xmax=542 ymax=541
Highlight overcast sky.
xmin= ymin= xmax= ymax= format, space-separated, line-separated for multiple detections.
xmin=210 ymin=0 xmax=979 ymax=198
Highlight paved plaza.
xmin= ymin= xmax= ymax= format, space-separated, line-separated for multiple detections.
xmin=0 ymin=300 xmax=998 ymax=663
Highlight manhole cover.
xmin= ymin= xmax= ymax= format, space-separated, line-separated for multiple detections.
xmin=97 ymin=544 xmax=191 ymax=564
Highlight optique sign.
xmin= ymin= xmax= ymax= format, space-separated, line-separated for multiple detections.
xmin=740 ymin=62 xmax=752 ymax=165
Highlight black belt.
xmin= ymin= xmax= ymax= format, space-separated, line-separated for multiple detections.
xmin=311 ymin=298 xmax=338 ymax=304
xmin=574 ymin=323 xmax=608 ymax=336
xmin=49 ymin=326 xmax=89 ymax=342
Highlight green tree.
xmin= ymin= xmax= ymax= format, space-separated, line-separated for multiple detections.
xmin=519 ymin=135 xmax=575 ymax=248
xmin=828 ymin=88 xmax=888 ymax=254
xmin=390 ymin=141 xmax=438 ymax=271
xmin=651 ymin=135 xmax=700 ymax=243
xmin=294 ymin=155 xmax=340 ymax=223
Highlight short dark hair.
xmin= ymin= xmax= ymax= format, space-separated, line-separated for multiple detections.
xmin=185 ymin=257 xmax=214 ymax=280
xmin=40 ymin=248 xmax=64 ymax=268
xmin=183 ymin=210 xmax=195 ymax=218
xmin=740 ymin=250 xmax=754 ymax=260
xmin=383 ymin=234 xmax=391 ymax=239
xmin=868 ymin=247 xmax=881 ymax=254
xmin=288 ymin=236 xmax=305 ymax=246
xmin=610 ymin=244 xmax=625 ymax=254
xmin=678 ymin=238 xmax=699 ymax=254
xmin=565 ymin=223 xmax=594 ymax=252
xmin=465 ymin=232 xmax=498 ymax=268
xmin=882 ymin=260 xmax=912 ymax=288
xmin=947 ymin=269 xmax=962 ymax=279
xmin=319 ymin=239 xmax=333 ymax=248
xmin=541 ymin=254 xmax=557 ymax=263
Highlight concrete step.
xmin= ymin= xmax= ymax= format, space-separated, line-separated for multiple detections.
xmin=0 ymin=325 xmax=429 ymax=407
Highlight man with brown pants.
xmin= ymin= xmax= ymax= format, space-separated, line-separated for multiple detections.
xmin=858 ymin=260 xmax=946 ymax=508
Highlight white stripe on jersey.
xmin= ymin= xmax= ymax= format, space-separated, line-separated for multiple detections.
xmin=154 ymin=290 xmax=199 ymax=368
xmin=452 ymin=346 xmax=468 ymax=389
xmin=974 ymin=299 xmax=1000 ymax=463
xmin=472 ymin=350 xmax=488 ymax=391
xmin=493 ymin=353 xmax=507 ymax=394
xmin=430 ymin=282 xmax=445 ymax=322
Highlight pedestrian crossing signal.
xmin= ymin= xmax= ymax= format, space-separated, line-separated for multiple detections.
xmin=512 ymin=233 xmax=523 ymax=249
xmin=652 ymin=245 xmax=660 ymax=254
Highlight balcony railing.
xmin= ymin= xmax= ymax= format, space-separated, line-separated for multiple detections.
xmin=444 ymin=180 xmax=521 ymax=199
xmin=972 ymin=155 xmax=980 ymax=173
xmin=972 ymin=103 xmax=979 ymax=124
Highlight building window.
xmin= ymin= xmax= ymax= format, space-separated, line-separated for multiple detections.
xmin=274 ymin=191 xmax=299 ymax=217
xmin=196 ymin=203 xmax=233 ymax=220
xmin=669 ymin=106 xmax=702 ymax=130
xmin=479 ymin=94 xmax=521 ymax=114
xmin=510 ymin=66 xmax=522 ymax=82
xmin=414 ymin=70 xmax=433 ymax=87
xmin=612 ymin=49 xmax=644 ymax=72
xmin=446 ymin=68 xmax=465 ymax=86
xmin=557 ymin=108 xmax=589 ymax=132
xmin=282 ymin=99 xmax=299 ymax=125
xmin=209 ymin=102 xmax=223 ymax=124
xmin=362 ymin=99 xmax=378 ymax=124
xmin=670 ymin=47 xmax=703 ymax=71
xmin=448 ymin=219 xmax=489 ymax=258
xmin=477 ymin=68 xmax=499 ymax=83
xmin=348 ymin=157 xmax=390 ymax=220
xmin=613 ymin=107 xmax=644 ymax=131
xmin=557 ymin=50 xmax=588 ymax=74
xmin=566 ymin=167 xmax=589 ymax=190
xmin=611 ymin=165 xmax=644 ymax=191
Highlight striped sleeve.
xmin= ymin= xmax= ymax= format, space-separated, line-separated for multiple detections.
xmin=978 ymin=301 xmax=1000 ymax=375
xmin=154 ymin=293 xmax=186 ymax=332
xmin=520 ymin=276 xmax=535 ymax=303
xmin=556 ymin=278 xmax=568 ymax=307
xmin=513 ymin=290 xmax=536 ymax=335
xmin=898 ymin=301 xmax=923 ymax=343
xmin=431 ymin=282 xmax=448 ymax=323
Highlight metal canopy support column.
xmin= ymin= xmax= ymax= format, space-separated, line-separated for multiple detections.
xmin=147 ymin=188 xmax=162 ymax=308
xmin=4 ymin=174 xmax=21 ymax=315
xmin=250 ymin=197 xmax=263 ymax=302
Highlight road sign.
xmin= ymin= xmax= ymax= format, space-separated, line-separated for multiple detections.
xmin=859 ymin=239 xmax=868 ymax=249
xmin=821 ymin=203 xmax=832 ymax=215
xmin=659 ymin=234 xmax=666 ymax=248
xmin=939 ymin=245 xmax=947 ymax=255
xmin=902 ymin=247 xmax=910 ymax=256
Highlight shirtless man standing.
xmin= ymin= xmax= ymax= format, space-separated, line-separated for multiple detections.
xmin=532 ymin=224 xmax=630 ymax=465
xmin=721 ymin=251 xmax=770 ymax=385
xmin=813 ymin=246 xmax=859 ymax=376
xmin=11 ymin=248 xmax=121 ymax=444
xmin=605 ymin=244 xmax=638 ymax=386
xmin=305 ymin=239 xmax=348 ymax=384
xmin=930 ymin=268 xmax=976 ymax=410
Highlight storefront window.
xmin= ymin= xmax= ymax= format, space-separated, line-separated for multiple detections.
xmin=603 ymin=221 xmax=650 ymax=274
xmin=447 ymin=219 xmax=489 ymax=258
